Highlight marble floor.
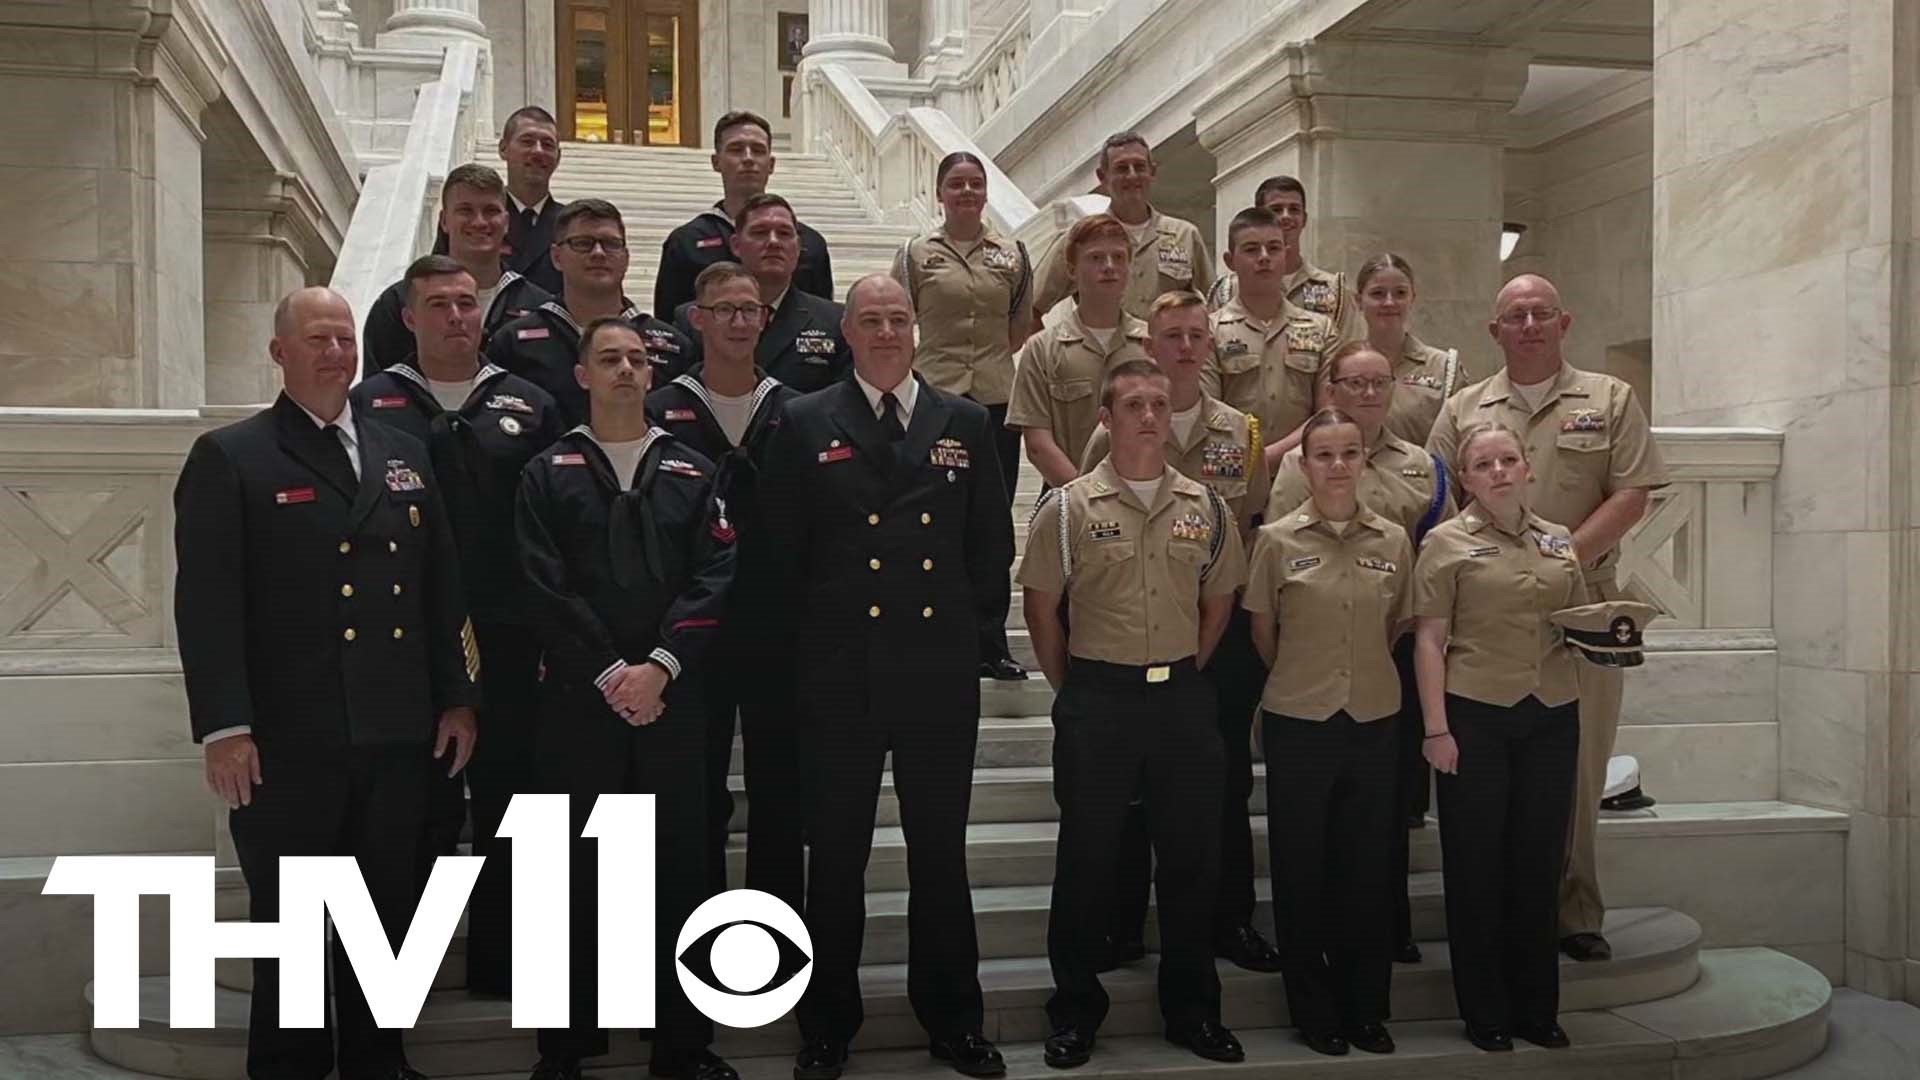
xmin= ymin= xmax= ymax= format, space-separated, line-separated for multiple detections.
xmin=4 ymin=989 xmax=1918 ymax=1079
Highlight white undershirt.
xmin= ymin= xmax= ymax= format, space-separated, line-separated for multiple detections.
xmin=1326 ymin=517 xmax=1353 ymax=536
xmin=1123 ymin=218 xmax=1155 ymax=248
xmin=475 ymin=280 xmax=502 ymax=322
xmin=1084 ymin=325 xmax=1117 ymax=350
xmin=597 ymin=436 xmax=651 ymax=490
xmin=706 ymin=389 xmax=755 ymax=446
xmin=1121 ymin=475 xmax=1163 ymax=508
xmin=1510 ymin=372 xmax=1559 ymax=414
xmin=1171 ymin=402 xmax=1202 ymax=445
xmin=428 ymin=376 xmax=476 ymax=412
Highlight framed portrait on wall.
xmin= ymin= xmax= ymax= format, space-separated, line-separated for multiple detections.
xmin=779 ymin=12 xmax=808 ymax=72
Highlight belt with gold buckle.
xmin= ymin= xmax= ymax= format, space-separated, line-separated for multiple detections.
xmin=1145 ymin=665 xmax=1171 ymax=684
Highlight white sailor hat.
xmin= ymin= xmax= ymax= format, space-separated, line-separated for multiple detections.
xmin=1600 ymin=754 xmax=1656 ymax=812
xmin=1550 ymin=600 xmax=1661 ymax=667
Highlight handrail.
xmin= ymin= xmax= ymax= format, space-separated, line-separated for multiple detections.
xmin=961 ymin=17 xmax=1031 ymax=129
xmin=328 ymin=39 xmax=488 ymax=329
xmin=805 ymin=62 xmax=1042 ymax=239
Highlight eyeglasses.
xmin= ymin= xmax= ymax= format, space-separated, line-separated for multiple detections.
xmin=1497 ymin=306 xmax=1561 ymax=327
xmin=559 ymin=236 xmax=626 ymax=253
xmin=1332 ymin=376 xmax=1395 ymax=394
xmin=697 ymin=302 xmax=766 ymax=323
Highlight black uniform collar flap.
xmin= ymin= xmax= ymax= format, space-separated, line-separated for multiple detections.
xmin=345 ymin=413 xmax=392 ymax=530
xmin=272 ymin=394 xmax=360 ymax=499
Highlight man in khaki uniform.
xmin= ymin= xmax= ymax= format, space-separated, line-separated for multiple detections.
xmin=1426 ymin=274 xmax=1669 ymax=963
xmin=1079 ymin=292 xmax=1278 ymax=974
xmin=1206 ymin=176 xmax=1358 ymax=342
xmin=1021 ymin=359 xmax=1247 ymax=1069
xmin=1205 ymin=207 xmax=1340 ymax=472
xmin=1030 ymin=131 xmax=1213 ymax=323
xmin=1007 ymin=214 xmax=1150 ymax=487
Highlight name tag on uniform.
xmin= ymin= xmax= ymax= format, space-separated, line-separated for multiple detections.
xmin=516 ymin=327 xmax=550 ymax=341
xmin=982 ymin=248 xmax=1019 ymax=271
xmin=1157 ymin=246 xmax=1192 ymax=278
xmin=664 ymin=408 xmax=698 ymax=422
xmin=1562 ymin=408 xmax=1606 ymax=432
xmin=818 ymin=446 xmax=855 ymax=464
xmin=275 ymin=487 xmax=316 ymax=506
xmin=1295 ymin=281 xmax=1335 ymax=312
xmin=921 ymin=254 xmax=948 ymax=270
xmin=1201 ymin=442 xmax=1246 ymax=479
xmin=1402 ymin=373 xmax=1442 ymax=390
xmin=795 ymin=332 xmax=838 ymax=356
xmin=1357 ymin=556 xmax=1398 ymax=574
xmin=1467 ymin=545 xmax=1502 ymax=559
xmin=372 ymin=395 xmax=408 ymax=409
xmin=930 ymin=438 xmax=970 ymax=469
xmin=1533 ymin=531 xmax=1575 ymax=560
xmin=1088 ymin=520 xmax=1123 ymax=541
xmin=1289 ymin=556 xmax=1321 ymax=571
xmin=552 ymin=453 xmax=587 ymax=466
xmin=1283 ymin=321 xmax=1322 ymax=354
xmin=384 ymin=460 xmax=425 ymax=492
xmin=1170 ymin=513 xmax=1212 ymax=543
xmin=661 ymin=458 xmax=705 ymax=478
xmin=643 ymin=329 xmax=682 ymax=354
xmin=696 ymin=236 xmax=727 ymax=249
xmin=485 ymin=394 xmax=534 ymax=414
xmin=1221 ymin=340 xmax=1250 ymax=358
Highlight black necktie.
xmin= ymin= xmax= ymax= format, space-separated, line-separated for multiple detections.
xmin=320 ymin=424 xmax=357 ymax=491
xmin=521 ymin=207 xmax=538 ymax=233
xmin=879 ymin=392 xmax=907 ymax=442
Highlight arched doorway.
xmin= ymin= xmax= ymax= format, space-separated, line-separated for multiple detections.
xmin=556 ymin=0 xmax=702 ymax=146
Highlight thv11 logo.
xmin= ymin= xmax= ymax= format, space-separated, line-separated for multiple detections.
xmin=42 ymin=794 xmax=811 ymax=1030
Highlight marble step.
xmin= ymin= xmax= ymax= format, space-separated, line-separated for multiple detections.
xmin=408 ymin=948 xmax=1828 ymax=1080
xmin=99 ymin=909 xmax=1706 ymax=1079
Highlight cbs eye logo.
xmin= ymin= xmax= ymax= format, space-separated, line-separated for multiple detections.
xmin=674 ymin=889 xmax=813 ymax=1026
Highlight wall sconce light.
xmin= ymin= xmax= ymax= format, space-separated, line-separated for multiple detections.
xmin=1501 ymin=222 xmax=1528 ymax=261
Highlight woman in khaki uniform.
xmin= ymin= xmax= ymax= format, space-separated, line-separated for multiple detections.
xmin=1353 ymin=253 xmax=1467 ymax=446
xmin=1246 ymin=408 xmax=1413 ymax=1058
xmin=893 ymin=152 xmax=1034 ymax=680
xmin=1266 ymin=340 xmax=1452 ymax=965
xmin=1412 ymin=423 xmax=1588 ymax=1054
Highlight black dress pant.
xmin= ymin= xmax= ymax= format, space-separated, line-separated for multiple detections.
xmin=1047 ymin=658 xmax=1222 ymax=1034
xmin=463 ymin=620 xmax=543 ymax=994
xmin=1262 ymin=710 xmax=1396 ymax=1036
xmin=1435 ymin=693 xmax=1579 ymax=1033
xmin=229 ymin=743 xmax=430 ymax=1080
xmin=533 ymin=681 xmax=712 ymax=1067
xmin=699 ymin=641 xmax=806 ymax=912
xmin=976 ymin=400 xmax=1019 ymax=666
xmin=797 ymin=686 xmax=984 ymax=1043
xmin=1389 ymin=636 xmax=1428 ymax=951
xmin=1108 ymin=611 xmax=1264 ymax=944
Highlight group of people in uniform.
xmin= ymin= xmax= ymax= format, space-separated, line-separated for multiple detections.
xmin=171 ymin=107 xmax=1667 ymax=1080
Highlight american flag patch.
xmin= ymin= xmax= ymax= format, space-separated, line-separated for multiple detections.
xmin=275 ymin=487 xmax=315 ymax=505
xmin=517 ymin=327 xmax=551 ymax=341
xmin=696 ymin=236 xmax=726 ymax=249
xmin=372 ymin=396 xmax=408 ymax=409
xmin=552 ymin=453 xmax=587 ymax=466
xmin=664 ymin=408 xmax=698 ymax=422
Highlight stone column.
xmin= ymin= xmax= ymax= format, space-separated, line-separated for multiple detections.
xmin=803 ymin=0 xmax=902 ymax=73
xmin=382 ymin=0 xmax=484 ymax=40
xmin=202 ymin=168 xmax=327 ymax=406
xmin=1195 ymin=40 xmax=1529 ymax=376
xmin=918 ymin=0 xmax=968 ymax=75
xmin=0 ymin=0 xmax=226 ymax=408
xmin=310 ymin=1 xmax=359 ymax=112
xmin=1651 ymin=0 xmax=1917 ymax=1002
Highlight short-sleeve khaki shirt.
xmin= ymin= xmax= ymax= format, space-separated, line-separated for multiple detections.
xmin=1385 ymin=333 xmax=1467 ymax=446
xmin=1426 ymin=364 xmax=1669 ymax=576
xmin=1243 ymin=504 xmax=1413 ymax=721
xmin=1206 ymin=263 xmax=1359 ymax=341
xmin=1080 ymin=394 xmax=1267 ymax=540
xmin=1018 ymin=460 xmax=1246 ymax=665
xmin=1413 ymin=504 xmax=1589 ymax=708
xmin=1005 ymin=308 xmax=1150 ymax=465
xmin=893 ymin=228 xmax=1031 ymax=405
xmin=1031 ymin=208 xmax=1214 ymax=322
xmin=1204 ymin=298 xmax=1339 ymax=442
xmin=1265 ymin=433 xmax=1452 ymax=541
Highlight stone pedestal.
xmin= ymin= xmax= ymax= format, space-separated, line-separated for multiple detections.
xmin=0 ymin=0 xmax=227 ymax=408
xmin=803 ymin=0 xmax=905 ymax=74
xmin=1651 ymin=0 xmax=1919 ymax=1003
xmin=380 ymin=0 xmax=485 ymax=45
xmin=1195 ymin=40 xmax=1529 ymax=376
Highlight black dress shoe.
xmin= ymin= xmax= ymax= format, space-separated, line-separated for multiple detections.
xmin=1516 ymin=1022 xmax=1571 ymax=1049
xmin=793 ymin=1040 xmax=849 ymax=1080
xmin=1560 ymin=932 xmax=1613 ymax=962
xmin=1300 ymin=1029 xmax=1348 ymax=1056
xmin=929 ymin=1031 xmax=1005 ymax=1077
xmin=1346 ymin=1022 xmax=1395 ymax=1054
xmin=1464 ymin=1024 xmax=1513 ymax=1052
xmin=529 ymin=1060 xmax=581 ymax=1080
xmin=652 ymin=1050 xmax=740 ymax=1080
xmin=1394 ymin=940 xmax=1423 ymax=964
xmin=1167 ymin=1019 xmax=1244 ymax=1062
xmin=1044 ymin=1027 xmax=1094 ymax=1069
xmin=1214 ymin=923 xmax=1283 ymax=972
xmin=981 ymin=657 xmax=1029 ymax=681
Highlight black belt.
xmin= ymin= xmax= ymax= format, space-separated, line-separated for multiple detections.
xmin=1068 ymin=656 xmax=1198 ymax=685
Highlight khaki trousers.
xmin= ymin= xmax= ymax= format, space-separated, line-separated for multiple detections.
xmin=1559 ymin=572 xmax=1625 ymax=936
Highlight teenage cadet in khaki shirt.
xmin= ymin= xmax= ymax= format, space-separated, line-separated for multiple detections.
xmin=1006 ymin=214 xmax=1150 ymax=487
xmin=1414 ymin=423 xmax=1589 ymax=1055
xmin=1353 ymin=252 xmax=1472 ymax=445
xmin=1029 ymin=132 xmax=1212 ymax=323
xmin=1020 ymin=360 xmax=1248 ymax=1070
xmin=893 ymin=151 xmax=1033 ymax=681
xmin=1080 ymin=292 xmax=1279 ymax=976
xmin=1206 ymin=176 xmax=1359 ymax=342
xmin=1426 ymin=274 xmax=1668 ymax=964
xmin=1265 ymin=341 xmax=1453 ymax=965
xmin=1205 ymin=207 xmax=1340 ymax=472
xmin=1246 ymin=408 xmax=1414 ymax=1058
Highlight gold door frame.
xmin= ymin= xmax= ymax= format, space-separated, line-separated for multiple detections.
xmin=557 ymin=0 xmax=702 ymax=147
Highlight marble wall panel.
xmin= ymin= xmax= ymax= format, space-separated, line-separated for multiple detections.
xmin=1849 ymin=811 xmax=1910 ymax=961
xmin=1623 ymin=649 xmax=1776 ymax=726
xmin=1675 ymin=0 xmax=1851 ymax=168
xmin=1844 ymin=531 xmax=1893 ymax=673
xmin=0 ymin=760 xmax=205 ymax=856
xmin=0 ymin=674 xmax=193 ymax=766
xmin=0 ymin=167 xmax=103 ymax=263
xmin=1658 ymin=254 xmax=1855 ymax=414
xmin=1772 ymin=532 xmax=1849 ymax=668
xmin=0 ymin=77 xmax=123 ymax=171
xmin=1613 ymin=721 xmax=1779 ymax=802
xmin=1598 ymin=830 xmax=1844 ymax=949
xmin=1779 ymin=662 xmax=1869 ymax=811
